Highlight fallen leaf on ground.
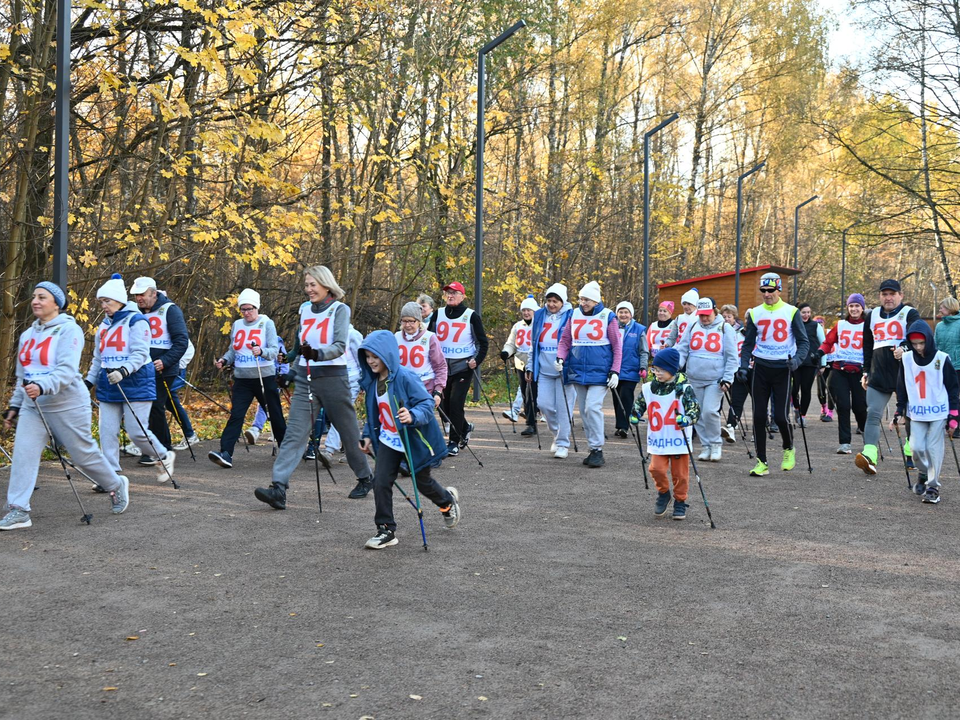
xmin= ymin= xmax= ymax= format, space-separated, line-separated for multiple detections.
xmin=125 ymin=636 xmax=139 ymax=641
xmin=410 ymin=694 xmax=423 ymax=700
xmin=102 ymin=687 xmax=118 ymax=692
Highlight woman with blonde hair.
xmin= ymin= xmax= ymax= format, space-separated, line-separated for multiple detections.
xmin=253 ymin=266 xmax=373 ymax=509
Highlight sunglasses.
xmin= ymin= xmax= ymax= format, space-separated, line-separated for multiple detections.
xmin=760 ymin=288 xmax=777 ymax=294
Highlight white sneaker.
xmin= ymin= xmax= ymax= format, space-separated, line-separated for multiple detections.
xmin=120 ymin=442 xmax=142 ymax=457
xmin=550 ymin=438 xmax=558 ymax=454
xmin=244 ymin=428 xmax=260 ymax=445
xmin=698 ymin=447 xmax=711 ymax=461
xmin=709 ymin=445 xmax=722 ymax=462
xmin=172 ymin=434 xmax=199 ymax=451
xmin=554 ymin=446 xmax=568 ymax=459
xmin=157 ymin=450 xmax=176 ymax=483
xmin=502 ymin=410 xmax=519 ymax=423
xmin=721 ymin=425 xmax=736 ymax=444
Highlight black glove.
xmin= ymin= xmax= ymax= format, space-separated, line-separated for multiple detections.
xmin=736 ymin=368 xmax=749 ymax=384
xmin=500 ymin=350 xmax=510 ymax=362
xmin=84 ymin=379 xmax=94 ymax=390
xmin=813 ymin=348 xmax=824 ymax=363
xmin=278 ymin=373 xmax=294 ymax=389
xmin=300 ymin=342 xmax=320 ymax=362
xmin=4 ymin=407 xmax=19 ymax=422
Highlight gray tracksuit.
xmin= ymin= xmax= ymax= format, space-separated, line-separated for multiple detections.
xmin=676 ymin=316 xmax=739 ymax=449
xmin=7 ymin=314 xmax=123 ymax=511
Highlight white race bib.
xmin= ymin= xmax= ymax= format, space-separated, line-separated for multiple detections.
xmin=97 ymin=315 xmax=139 ymax=368
xmin=869 ymin=306 xmax=913 ymax=349
xmin=516 ymin=324 xmax=533 ymax=354
xmin=643 ymin=383 xmax=692 ymax=455
xmin=18 ymin=325 xmax=64 ymax=383
xmin=435 ymin=306 xmax=477 ymax=358
xmin=377 ymin=389 xmax=405 ymax=452
xmin=571 ymin=307 xmax=611 ymax=347
xmin=299 ymin=301 xmax=347 ymax=367
xmin=833 ymin=320 xmax=864 ymax=364
xmin=903 ymin=351 xmax=950 ymax=421
xmin=232 ymin=317 xmax=272 ymax=369
xmin=395 ymin=331 xmax=435 ymax=383
xmin=144 ymin=305 xmax=172 ymax=349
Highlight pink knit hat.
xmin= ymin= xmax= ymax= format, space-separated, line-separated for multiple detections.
xmin=659 ymin=300 xmax=675 ymax=313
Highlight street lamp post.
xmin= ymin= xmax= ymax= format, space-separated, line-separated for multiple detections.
xmin=52 ymin=0 xmax=71 ymax=290
xmin=792 ymin=195 xmax=818 ymax=304
xmin=734 ymin=161 xmax=766 ymax=307
xmin=840 ymin=221 xmax=858 ymax=312
xmin=641 ymin=112 xmax=679 ymax=327
xmin=474 ymin=20 xmax=525 ymax=399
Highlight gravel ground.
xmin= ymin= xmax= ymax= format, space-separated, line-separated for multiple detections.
xmin=4 ymin=398 xmax=960 ymax=719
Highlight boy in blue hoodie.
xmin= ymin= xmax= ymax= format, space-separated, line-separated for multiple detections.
xmin=892 ymin=320 xmax=960 ymax=504
xmin=358 ymin=331 xmax=461 ymax=549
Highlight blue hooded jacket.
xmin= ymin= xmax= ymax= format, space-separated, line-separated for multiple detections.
xmin=618 ymin=319 xmax=648 ymax=382
xmin=359 ymin=330 xmax=449 ymax=472
xmin=896 ymin=319 xmax=960 ymax=416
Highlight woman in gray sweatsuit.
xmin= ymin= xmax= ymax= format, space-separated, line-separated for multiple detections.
xmin=1 ymin=282 xmax=129 ymax=531
xmin=676 ymin=297 xmax=739 ymax=462
xmin=253 ymin=266 xmax=372 ymax=510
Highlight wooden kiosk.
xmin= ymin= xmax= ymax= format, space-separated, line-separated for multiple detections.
xmin=657 ymin=265 xmax=801 ymax=315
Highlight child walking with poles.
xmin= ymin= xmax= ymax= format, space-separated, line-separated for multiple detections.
xmin=631 ymin=348 xmax=701 ymax=520
xmin=358 ymin=331 xmax=461 ymax=549
xmin=892 ymin=321 xmax=960 ymax=504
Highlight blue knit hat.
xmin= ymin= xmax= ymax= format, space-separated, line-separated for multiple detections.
xmin=652 ymin=347 xmax=680 ymax=376
xmin=35 ymin=281 xmax=65 ymax=309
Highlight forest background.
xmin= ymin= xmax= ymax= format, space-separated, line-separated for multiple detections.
xmin=0 ymin=0 xmax=957 ymax=389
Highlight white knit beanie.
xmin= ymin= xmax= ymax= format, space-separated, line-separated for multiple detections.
xmin=97 ymin=274 xmax=128 ymax=305
xmin=544 ymin=283 xmax=568 ymax=303
xmin=237 ymin=288 xmax=261 ymax=309
xmin=579 ymin=281 xmax=601 ymax=303
xmin=616 ymin=301 xmax=635 ymax=316
xmin=681 ymin=289 xmax=700 ymax=307
xmin=520 ymin=296 xmax=539 ymax=312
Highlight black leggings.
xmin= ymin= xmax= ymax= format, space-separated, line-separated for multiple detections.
xmin=516 ymin=369 xmax=538 ymax=429
xmin=827 ymin=369 xmax=867 ymax=445
xmin=726 ymin=372 xmax=751 ymax=426
xmin=752 ymin=364 xmax=793 ymax=462
xmin=614 ymin=380 xmax=638 ymax=430
xmin=220 ymin=375 xmax=286 ymax=455
xmin=373 ymin=445 xmax=453 ymax=531
xmin=791 ymin=365 xmax=819 ymax=417
xmin=441 ymin=369 xmax=472 ymax=444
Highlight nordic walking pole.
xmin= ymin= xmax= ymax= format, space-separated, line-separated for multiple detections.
xmin=250 ymin=341 xmax=280 ymax=458
xmin=502 ymin=360 xmax=516 ymax=434
xmin=390 ymin=396 xmax=427 ymax=551
xmin=948 ymin=431 xmax=960 ymax=478
xmin=436 ymin=404 xmax=483 ymax=467
xmin=46 ymin=446 xmax=100 ymax=488
xmin=29 ymin=396 xmax=92 ymax=524
xmin=722 ymin=387 xmax=753 ymax=459
xmin=559 ymin=375 xmax=579 ymax=453
xmin=316 ymin=408 xmax=336 ymax=483
xmin=183 ymin=378 xmax=231 ymax=413
xmin=679 ymin=419 xmax=717 ymax=529
xmin=471 ymin=367 xmax=510 ymax=450
xmin=524 ymin=377 xmax=542 ymax=451
xmin=788 ymin=370 xmax=813 ymax=473
xmin=0 ymin=442 xmax=11 ymax=463
xmin=116 ymin=384 xmax=180 ymax=489
xmin=890 ymin=416 xmax=913 ymax=490
xmin=304 ymin=361 xmax=322 ymax=513
xmin=608 ymin=387 xmax=649 ymax=489
xmin=162 ymin=378 xmax=195 ymax=461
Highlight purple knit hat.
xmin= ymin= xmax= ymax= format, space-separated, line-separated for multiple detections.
xmin=847 ymin=293 xmax=866 ymax=309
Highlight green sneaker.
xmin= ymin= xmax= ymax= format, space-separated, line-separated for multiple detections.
xmin=750 ymin=460 xmax=769 ymax=476
xmin=782 ymin=448 xmax=796 ymax=471
xmin=855 ymin=445 xmax=878 ymax=475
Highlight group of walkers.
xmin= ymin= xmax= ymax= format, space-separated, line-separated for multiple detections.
xmin=2 ymin=267 xmax=959 ymax=542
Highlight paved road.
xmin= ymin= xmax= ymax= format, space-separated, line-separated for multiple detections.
xmin=4 ymin=398 xmax=960 ymax=719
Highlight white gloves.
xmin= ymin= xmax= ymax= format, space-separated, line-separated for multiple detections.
xmin=554 ymin=358 xmax=564 ymax=373
xmin=607 ymin=372 xmax=619 ymax=389
xmin=106 ymin=368 xmax=127 ymax=385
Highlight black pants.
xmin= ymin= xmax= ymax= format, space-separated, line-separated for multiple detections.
xmin=441 ymin=369 xmax=472 ymax=444
xmin=373 ymin=445 xmax=453 ymax=532
xmin=148 ymin=376 xmax=175 ymax=451
xmin=516 ymin=369 xmax=538 ymax=429
xmin=817 ymin=369 xmax=830 ymax=408
xmin=751 ymin=364 xmax=793 ymax=462
xmin=828 ymin=369 xmax=867 ymax=445
xmin=791 ymin=365 xmax=818 ymax=417
xmin=726 ymin=371 xmax=751 ymax=426
xmin=220 ymin=376 xmax=286 ymax=455
xmin=614 ymin=380 xmax=638 ymax=430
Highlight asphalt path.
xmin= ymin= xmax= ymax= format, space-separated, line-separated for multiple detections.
xmin=4 ymin=395 xmax=960 ymax=719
